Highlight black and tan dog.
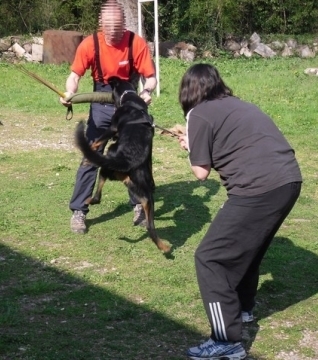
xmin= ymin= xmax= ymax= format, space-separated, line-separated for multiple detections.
xmin=75 ymin=76 xmax=171 ymax=254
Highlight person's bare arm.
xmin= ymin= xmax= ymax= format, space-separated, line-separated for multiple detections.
xmin=178 ymin=135 xmax=211 ymax=180
xmin=190 ymin=164 xmax=211 ymax=181
xmin=139 ymin=75 xmax=157 ymax=104
xmin=60 ymin=71 xmax=82 ymax=106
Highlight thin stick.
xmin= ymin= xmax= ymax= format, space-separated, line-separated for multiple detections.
xmin=15 ymin=65 xmax=66 ymax=98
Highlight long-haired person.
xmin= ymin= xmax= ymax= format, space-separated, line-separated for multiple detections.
xmin=178 ymin=63 xmax=302 ymax=360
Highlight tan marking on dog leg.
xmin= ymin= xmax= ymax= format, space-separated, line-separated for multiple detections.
xmin=87 ymin=174 xmax=106 ymax=205
xmin=120 ymin=176 xmax=171 ymax=254
xmin=141 ymin=199 xmax=171 ymax=254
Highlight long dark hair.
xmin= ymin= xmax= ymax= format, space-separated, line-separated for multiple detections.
xmin=179 ymin=63 xmax=233 ymax=116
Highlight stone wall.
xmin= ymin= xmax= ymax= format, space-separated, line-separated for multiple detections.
xmin=1 ymin=31 xmax=317 ymax=64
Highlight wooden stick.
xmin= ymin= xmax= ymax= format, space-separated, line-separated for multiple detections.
xmin=15 ymin=64 xmax=66 ymax=98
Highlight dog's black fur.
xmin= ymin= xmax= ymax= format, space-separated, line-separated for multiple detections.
xmin=75 ymin=76 xmax=171 ymax=254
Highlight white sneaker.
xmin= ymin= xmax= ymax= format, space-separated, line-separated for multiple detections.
xmin=187 ymin=338 xmax=246 ymax=359
xmin=241 ymin=311 xmax=254 ymax=323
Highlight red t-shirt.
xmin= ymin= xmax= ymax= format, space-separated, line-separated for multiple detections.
xmin=71 ymin=30 xmax=155 ymax=83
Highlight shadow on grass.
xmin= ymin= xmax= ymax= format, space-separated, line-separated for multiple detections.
xmin=2 ymin=238 xmax=315 ymax=360
xmin=243 ymin=236 xmax=318 ymax=355
xmin=258 ymin=236 xmax=318 ymax=318
xmin=0 ymin=243 xmax=203 ymax=360
xmin=86 ymin=178 xmax=220 ymax=252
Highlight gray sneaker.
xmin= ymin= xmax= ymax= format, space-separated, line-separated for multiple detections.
xmin=187 ymin=338 xmax=246 ymax=359
xmin=242 ymin=311 xmax=254 ymax=323
xmin=133 ymin=204 xmax=147 ymax=227
xmin=70 ymin=210 xmax=87 ymax=234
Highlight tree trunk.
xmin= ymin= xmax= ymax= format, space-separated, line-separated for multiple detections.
xmin=118 ymin=0 xmax=145 ymax=38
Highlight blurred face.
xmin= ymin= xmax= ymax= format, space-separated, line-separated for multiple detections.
xmin=99 ymin=5 xmax=125 ymax=45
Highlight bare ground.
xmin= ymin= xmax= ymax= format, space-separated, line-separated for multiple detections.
xmin=0 ymin=110 xmax=85 ymax=153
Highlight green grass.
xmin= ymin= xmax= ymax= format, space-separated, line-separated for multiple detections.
xmin=0 ymin=56 xmax=318 ymax=359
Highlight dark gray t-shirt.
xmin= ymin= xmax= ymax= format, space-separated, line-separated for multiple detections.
xmin=187 ymin=96 xmax=302 ymax=196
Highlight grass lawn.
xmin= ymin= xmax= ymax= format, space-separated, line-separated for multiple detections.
xmin=0 ymin=56 xmax=318 ymax=360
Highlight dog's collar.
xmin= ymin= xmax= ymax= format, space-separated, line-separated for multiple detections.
xmin=119 ymin=90 xmax=136 ymax=106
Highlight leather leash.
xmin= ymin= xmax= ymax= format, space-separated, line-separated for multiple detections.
xmin=153 ymin=124 xmax=180 ymax=138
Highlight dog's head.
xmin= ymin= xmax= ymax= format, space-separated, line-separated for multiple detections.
xmin=108 ymin=76 xmax=137 ymax=108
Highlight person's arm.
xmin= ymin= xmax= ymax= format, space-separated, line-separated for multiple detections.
xmin=60 ymin=71 xmax=82 ymax=106
xmin=190 ymin=164 xmax=211 ymax=181
xmin=139 ymin=75 xmax=157 ymax=104
xmin=132 ymin=35 xmax=157 ymax=104
xmin=178 ymin=135 xmax=211 ymax=180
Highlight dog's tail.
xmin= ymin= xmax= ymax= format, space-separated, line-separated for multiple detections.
xmin=75 ymin=121 xmax=110 ymax=168
xmin=75 ymin=121 xmax=144 ymax=172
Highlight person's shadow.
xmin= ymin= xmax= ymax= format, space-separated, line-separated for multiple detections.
xmin=86 ymin=178 xmax=220 ymax=254
xmin=0 ymin=243 xmax=207 ymax=359
xmin=243 ymin=236 xmax=318 ymax=357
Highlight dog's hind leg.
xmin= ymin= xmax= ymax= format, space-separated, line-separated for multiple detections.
xmin=91 ymin=128 xmax=117 ymax=150
xmin=124 ymin=177 xmax=171 ymax=254
xmin=85 ymin=169 xmax=106 ymax=205
xmin=140 ymin=194 xmax=171 ymax=254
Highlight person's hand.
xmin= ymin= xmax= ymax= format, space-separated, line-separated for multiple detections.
xmin=139 ymin=89 xmax=152 ymax=105
xmin=178 ymin=135 xmax=188 ymax=151
xmin=59 ymin=91 xmax=73 ymax=107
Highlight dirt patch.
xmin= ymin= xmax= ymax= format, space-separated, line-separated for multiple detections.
xmin=0 ymin=110 xmax=87 ymax=153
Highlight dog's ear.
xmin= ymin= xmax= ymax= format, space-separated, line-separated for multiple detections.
xmin=108 ymin=76 xmax=121 ymax=89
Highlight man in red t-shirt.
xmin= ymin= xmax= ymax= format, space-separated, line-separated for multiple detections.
xmin=60 ymin=0 xmax=157 ymax=234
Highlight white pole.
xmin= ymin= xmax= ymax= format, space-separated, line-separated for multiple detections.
xmin=137 ymin=0 xmax=160 ymax=96
xmin=137 ymin=1 xmax=142 ymax=37
xmin=154 ymin=0 xmax=160 ymax=96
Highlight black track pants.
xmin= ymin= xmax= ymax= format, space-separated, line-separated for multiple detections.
xmin=194 ymin=182 xmax=301 ymax=342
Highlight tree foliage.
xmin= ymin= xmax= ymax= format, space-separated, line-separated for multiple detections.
xmin=0 ymin=0 xmax=318 ymax=47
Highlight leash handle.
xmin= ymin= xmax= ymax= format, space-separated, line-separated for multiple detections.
xmin=65 ymin=105 xmax=73 ymax=120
